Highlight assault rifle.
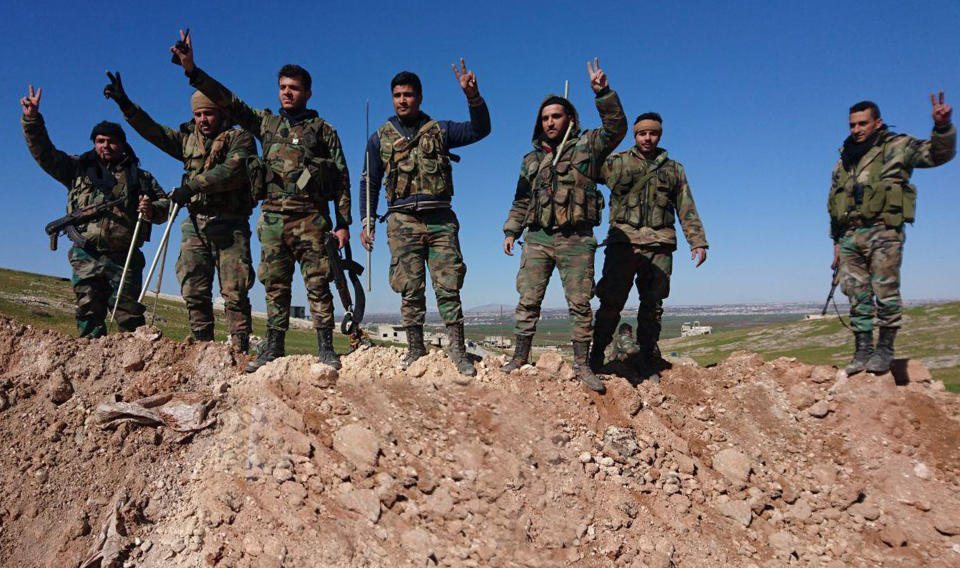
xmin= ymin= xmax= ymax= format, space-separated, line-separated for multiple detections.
xmin=821 ymin=266 xmax=841 ymax=316
xmin=45 ymin=197 xmax=125 ymax=251
xmin=324 ymin=235 xmax=366 ymax=337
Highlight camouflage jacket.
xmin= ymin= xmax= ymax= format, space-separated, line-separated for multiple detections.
xmin=828 ymin=125 xmax=955 ymax=241
xmin=503 ymin=89 xmax=626 ymax=237
xmin=122 ymin=103 xmax=256 ymax=217
xmin=609 ymin=332 xmax=640 ymax=362
xmin=601 ymin=147 xmax=708 ymax=250
xmin=22 ymin=113 xmax=169 ymax=253
xmin=189 ymin=67 xmax=351 ymax=229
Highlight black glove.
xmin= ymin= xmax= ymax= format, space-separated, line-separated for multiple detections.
xmin=103 ymin=71 xmax=131 ymax=110
xmin=170 ymin=185 xmax=196 ymax=206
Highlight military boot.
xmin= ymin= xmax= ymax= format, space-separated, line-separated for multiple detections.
xmin=445 ymin=322 xmax=477 ymax=378
xmin=401 ymin=325 xmax=428 ymax=369
xmin=866 ymin=327 xmax=896 ymax=374
xmin=192 ymin=328 xmax=214 ymax=341
xmin=572 ymin=341 xmax=605 ymax=393
xmin=590 ymin=321 xmax=616 ymax=372
xmin=501 ymin=335 xmax=532 ymax=373
xmin=245 ymin=329 xmax=285 ymax=373
xmin=230 ymin=333 xmax=250 ymax=354
xmin=317 ymin=327 xmax=342 ymax=370
xmin=843 ymin=330 xmax=873 ymax=375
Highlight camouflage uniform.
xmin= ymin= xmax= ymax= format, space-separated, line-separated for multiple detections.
xmin=828 ymin=125 xmax=955 ymax=331
xmin=503 ymin=89 xmax=626 ymax=342
xmin=121 ymin=101 xmax=256 ymax=340
xmin=22 ymin=114 xmax=168 ymax=337
xmin=593 ymin=147 xmax=708 ymax=357
xmin=187 ymin=67 xmax=351 ymax=332
xmin=608 ymin=330 xmax=640 ymax=362
xmin=359 ymin=100 xmax=490 ymax=327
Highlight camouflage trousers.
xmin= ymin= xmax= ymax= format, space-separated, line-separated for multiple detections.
xmin=514 ymin=228 xmax=597 ymax=342
xmin=175 ymin=216 xmax=254 ymax=337
xmin=68 ymin=245 xmax=145 ymax=337
xmin=594 ymin=243 xmax=673 ymax=350
xmin=838 ymin=226 xmax=904 ymax=332
xmin=257 ymin=210 xmax=334 ymax=331
xmin=386 ymin=210 xmax=466 ymax=326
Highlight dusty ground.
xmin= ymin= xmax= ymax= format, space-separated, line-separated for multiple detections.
xmin=1 ymin=314 xmax=959 ymax=567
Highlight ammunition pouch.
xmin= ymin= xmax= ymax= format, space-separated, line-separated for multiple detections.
xmin=530 ymin=148 xmax=603 ymax=229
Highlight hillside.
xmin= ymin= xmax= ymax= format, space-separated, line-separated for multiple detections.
xmin=663 ymin=302 xmax=960 ymax=392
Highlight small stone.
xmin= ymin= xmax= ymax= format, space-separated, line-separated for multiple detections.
xmin=788 ymin=385 xmax=816 ymax=410
xmin=578 ymin=452 xmax=593 ymax=464
xmin=879 ymin=526 xmax=907 ymax=547
xmin=535 ymin=352 xmax=563 ymax=373
xmin=337 ymin=488 xmax=381 ymax=523
xmin=599 ymin=456 xmax=615 ymax=467
xmin=272 ymin=467 xmax=293 ymax=483
xmin=333 ymin=424 xmax=382 ymax=469
xmin=717 ymin=500 xmax=753 ymax=527
xmin=768 ymin=531 xmax=795 ymax=555
xmin=713 ymin=449 xmax=752 ymax=485
xmin=934 ymin=517 xmax=960 ymax=536
xmin=810 ymin=366 xmax=834 ymax=384
xmin=807 ymin=401 xmax=830 ymax=418
xmin=848 ymin=502 xmax=881 ymax=521
xmin=913 ymin=462 xmax=931 ymax=480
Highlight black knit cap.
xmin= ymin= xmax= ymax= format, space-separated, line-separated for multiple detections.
xmin=89 ymin=120 xmax=127 ymax=142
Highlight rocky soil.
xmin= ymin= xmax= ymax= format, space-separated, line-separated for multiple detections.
xmin=1 ymin=314 xmax=959 ymax=567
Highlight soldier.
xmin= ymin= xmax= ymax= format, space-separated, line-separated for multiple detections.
xmin=501 ymin=59 xmax=627 ymax=393
xmin=103 ymin=72 xmax=257 ymax=352
xmin=608 ymin=323 xmax=641 ymax=363
xmin=358 ymin=61 xmax=491 ymax=377
xmin=20 ymin=85 xmax=169 ymax=337
xmin=170 ymin=31 xmax=352 ymax=372
xmin=591 ymin=112 xmax=709 ymax=383
xmin=828 ymin=95 xmax=954 ymax=375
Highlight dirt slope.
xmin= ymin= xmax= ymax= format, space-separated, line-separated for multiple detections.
xmin=1 ymin=314 xmax=959 ymax=567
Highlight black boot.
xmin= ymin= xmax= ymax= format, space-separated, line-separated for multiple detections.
xmin=317 ymin=327 xmax=342 ymax=370
xmin=501 ymin=335 xmax=532 ymax=373
xmin=401 ymin=325 xmax=428 ymax=369
xmin=866 ymin=327 xmax=896 ymax=374
xmin=245 ymin=329 xmax=285 ymax=373
xmin=230 ymin=333 xmax=250 ymax=354
xmin=192 ymin=328 xmax=214 ymax=341
xmin=844 ymin=330 xmax=873 ymax=375
xmin=573 ymin=341 xmax=605 ymax=393
xmin=590 ymin=320 xmax=616 ymax=372
xmin=445 ymin=322 xmax=476 ymax=378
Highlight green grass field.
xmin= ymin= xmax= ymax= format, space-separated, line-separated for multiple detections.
xmin=0 ymin=267 xmax=354 ymax=354
xmin=662 ymin=302 xmax=960 ymax=392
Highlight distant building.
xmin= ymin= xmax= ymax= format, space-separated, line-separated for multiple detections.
xmin=483 ymin=335 xmax=513 ymax=348
xmin=680 ymin=321 xmax=712 ymax=337
xmin=374 ymin=324 xmax=407 ymax=343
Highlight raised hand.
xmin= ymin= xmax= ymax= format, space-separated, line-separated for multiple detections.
xmin=452 ymin=58 xmax=480 ymax=99
xmin=587 ymin=58 xmax=608 ymax=93
xmin=20 ymin=84 xmax=42 ymax=117
xmin=103 ymin=71 xmax=130 ymax=106
xmin=170 ymin=29 xmax=195 ymax=73
xmin=931 ymin=91 xmax=952 ymax=127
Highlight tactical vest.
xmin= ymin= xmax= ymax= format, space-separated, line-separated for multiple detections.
xmin=526 ymin=142 xmax=604 ymax=230
xmin=605 ymin=154 xmax=679 ymax=230
xmin=378 ymin=120 xmax=453 ymax=202
xmin=252 ymin=113 xmax=338 ymax=203
xmin=181 ymin=127 xmax=253 ymax=216
xmin=828 ymin=136 xmax=917 ymax=230
xmin=68 ymin=155 xmax=151 ymax=251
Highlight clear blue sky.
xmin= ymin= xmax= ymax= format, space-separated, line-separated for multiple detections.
xmin=2 ymin=0 xmax=958 ymax=315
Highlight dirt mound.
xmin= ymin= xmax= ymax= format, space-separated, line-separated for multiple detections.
xmin=1 ymin=315 xmax=959 ymax=567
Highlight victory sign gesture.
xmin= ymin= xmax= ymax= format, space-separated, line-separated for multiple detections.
xmin=587 ymin=58 xmax=608 ymax=93
xmin=452 ymin=58 xmax=480 ymax=99
xmin=931 ymin=91 xmax=952 ymax=127
xmin=20 ymin=84 xmax=42 ymax=117
xmin=170 ymin=29 xmax=196 ymax=73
